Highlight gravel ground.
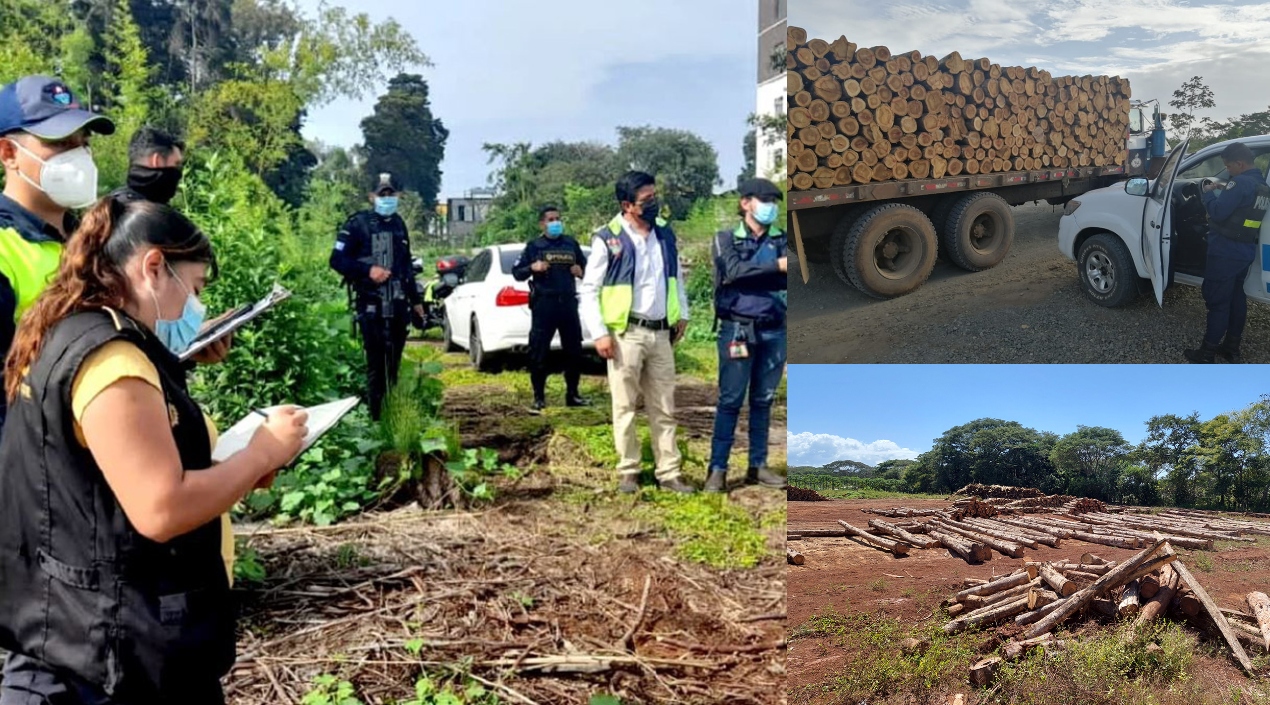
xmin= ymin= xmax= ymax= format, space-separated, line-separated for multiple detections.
xmin=789 ymin=202 xmax=1270 ymax=363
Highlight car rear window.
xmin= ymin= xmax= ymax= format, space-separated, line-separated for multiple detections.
xmin=499 ymin=249 xmax=521 ymax=273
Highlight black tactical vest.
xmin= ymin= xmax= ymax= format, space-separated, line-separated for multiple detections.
xmin=0 ymin=309 xmax=233 ymax=703
xmin=1214 ymin=180 xmax=1270 ymax=243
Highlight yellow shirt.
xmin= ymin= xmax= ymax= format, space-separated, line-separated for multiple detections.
xmin=70 ymin=340 xmax=236 ymax=586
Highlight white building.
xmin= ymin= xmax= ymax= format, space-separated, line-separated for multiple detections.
xmin=757 ymin=0 xmax=787 ymax=180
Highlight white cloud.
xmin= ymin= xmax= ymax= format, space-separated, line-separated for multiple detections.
xmin=787 ymin=432 xmax=921 ymax=467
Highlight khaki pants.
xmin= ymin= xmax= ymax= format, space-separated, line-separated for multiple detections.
xmin=608 ymin=325 xmax=680 ymax=480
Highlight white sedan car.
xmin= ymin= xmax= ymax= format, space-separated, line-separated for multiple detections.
xmin=443 ymin=244 xmax=598 ymax=370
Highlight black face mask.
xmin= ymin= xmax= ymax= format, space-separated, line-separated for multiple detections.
xmin=639 ymin=199 xmax=660 ymax=224
xmin=126 ymin=165 xmax=183 ymax=204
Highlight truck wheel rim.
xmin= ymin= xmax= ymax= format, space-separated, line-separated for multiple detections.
xmin=873 ymin=227 xmax=923 ymax=280
xmin=969 ymin=213 xmax=1001 ymax=255
xmin=1086 ymin=252 xmax=1114 ymax=293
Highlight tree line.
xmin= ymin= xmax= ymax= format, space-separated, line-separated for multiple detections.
xmin=843 ymin=396 xmax=1270 ymax=511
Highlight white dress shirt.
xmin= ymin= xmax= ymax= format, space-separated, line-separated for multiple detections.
xmin=580 ymin=214 xmax=691 ymax=336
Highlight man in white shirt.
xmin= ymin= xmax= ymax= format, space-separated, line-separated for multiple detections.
xmin=580 ymin=171 xmax=694 ymax=493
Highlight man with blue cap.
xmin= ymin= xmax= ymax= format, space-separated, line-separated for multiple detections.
xmin=0 ymin=75 xmax=114 ymax=431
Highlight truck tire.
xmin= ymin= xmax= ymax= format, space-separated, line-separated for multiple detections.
xmin=927 ymin=195 xmax=958 ymax=241
xmin=827 ymin=207 xmax=866 ymax=287
xmin=1077 ymin=232 xmax=1140 ymax=308
xmin=832 ymin=204 xmax=938 ymax=299
xmin=942 ymin=192 xmax=1014 ymax=271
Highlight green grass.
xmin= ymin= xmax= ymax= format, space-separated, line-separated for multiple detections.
xmin=632 ymin=490 xmax=768 ymax=569
xmin=1193 ymin=551 xmax=1215 ymax=573
xmin=790 ymin=607 xmax=1211 ymax=705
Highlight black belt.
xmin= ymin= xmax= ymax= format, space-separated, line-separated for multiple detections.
xmin=628 ymin=315 xmax=669 ymax=331
xmin=719 ymin=315 xmax=782 ymax=331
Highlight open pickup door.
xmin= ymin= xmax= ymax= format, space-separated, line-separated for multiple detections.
xmin=1140 ymin=139 xmax=1188 ymax=306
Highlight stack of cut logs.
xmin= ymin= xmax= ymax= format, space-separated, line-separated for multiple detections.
xmin=863 ymin=506 xmax=944 ymax=518
xmin=787 ymin=487 xmax=829 ymax=501
xmin=952 ymin=497 xmax=998 ymax=518
xmin=1062 ymin=497 xmax=1107 ymax=514
xmin=786 ymin=26 xmax=1131 ymax=191
xmin=955 ymin=483 xmax=1045 ymax=499
xmin=945 ymin=544 xmax=1270 ymax=683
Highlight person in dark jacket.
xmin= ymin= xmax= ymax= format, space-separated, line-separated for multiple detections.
xmin=329 ymin=173 xmax=424 ymax=419
xmin=114 ymin=126 xmax=186 ymax=205
xmin=512 ymin=205 xmax=589 ymax=411
xmin=0 ymin=195 xmax=307 ymax=705
xmin=704 ymin=178 xmax=788 ymax=492
xmin=1185 ymin=142 xmax=1269 ymax=363
xmin=0 ymin=75 xmax=115 ymax=435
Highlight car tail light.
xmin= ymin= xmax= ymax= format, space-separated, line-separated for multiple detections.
xmin=495 ymin=286 xmax=530 ymax=307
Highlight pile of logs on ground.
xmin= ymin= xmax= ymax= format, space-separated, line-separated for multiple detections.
xmin=1062 ymin=498 xmax=1106 ymax=514
xmin=787 ymin=487 xmax=829 ymax=501
xmin=955 ymin=483 xmax=1045 ymax=499
xmin=952 ymin=497 xmax=998 ymax=518
xmin=943 ymin=542 xmax=1268 ymax=684
xmin=786 ymin=27 xmax=1131 ymax=191
xmin=862 ymin=506 xmax=944 ymax=518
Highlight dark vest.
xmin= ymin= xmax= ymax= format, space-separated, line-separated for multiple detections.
xmin=1213 ymin=179 xmax=1270 ymax=244
xmin=713 ymin=223 xmax=788 ymax=328
xmin=0 ymin=309 xmax=233 ymax=703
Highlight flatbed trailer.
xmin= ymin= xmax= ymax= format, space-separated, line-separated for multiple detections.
xmin=788 ymin=163 xmax=1127 ymax=298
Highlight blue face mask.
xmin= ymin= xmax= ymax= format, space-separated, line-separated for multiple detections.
xmin=546 ymin=221 xmax=564 ymax=237
xmin=374 ymin=196 xmax=399 ymax=217
xmin=754 ymin=201 xmax=780 ymax=225
xmin=152 ymin=263 xmax=206 ymax=355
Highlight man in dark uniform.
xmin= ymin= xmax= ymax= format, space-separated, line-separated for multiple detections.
xmin=115 ymin=126 xmax=185 ymax=205
xmin=330 ymin=173 xmax=424 ymax=418
xmin=1185 ymin=142 xmax=1269 ymax=363
xmin=704 ymin=178 xmax=789 ymax=492
xmin=512 ymin=205 xmax=589 ymax=412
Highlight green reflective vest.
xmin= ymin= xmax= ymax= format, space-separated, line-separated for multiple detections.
xmin=0 ymin=225 xmax=63 ymax=323
xmin=595 ymin=215 xmax=681 ymax=334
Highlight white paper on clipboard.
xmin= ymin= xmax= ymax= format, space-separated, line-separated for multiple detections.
xmin=211 ymin=397 xmax=360 ymax=465
xmin=179 ymin=284 xmax=292 ymax=362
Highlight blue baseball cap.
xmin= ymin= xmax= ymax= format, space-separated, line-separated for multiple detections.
xmin=0 ymin=76 xmax=115 ymax=139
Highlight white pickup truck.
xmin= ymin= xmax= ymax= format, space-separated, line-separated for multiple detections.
xmin=1057 ymin=135 xmax=1270 ymax=307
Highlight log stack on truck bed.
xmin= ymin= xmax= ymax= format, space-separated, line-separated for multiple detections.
xmin=786 ymin=28 xmax=1131 ymax=191
xmin=785 ymin=27 xmax=1134 ymax=300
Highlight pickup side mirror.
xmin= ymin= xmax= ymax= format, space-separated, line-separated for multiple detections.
xmin=1125 ymin=178 xmax=1149 ymax=197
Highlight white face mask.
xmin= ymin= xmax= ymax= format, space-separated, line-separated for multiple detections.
xmin=10 ymin=140 xmax=99 ymax=209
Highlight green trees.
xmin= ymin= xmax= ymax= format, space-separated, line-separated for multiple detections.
xmin=857 ymin=397 xmax=1270 ymax=509
xmin=360 ymin=73 xmax=449 ymax=213
xmin=616 ymin=126 xmax=720 ymax=219
xmin=1049 ymin=426 xmax=1132 ymax=502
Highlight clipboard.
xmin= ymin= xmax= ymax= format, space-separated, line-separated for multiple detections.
xmin=212 ymin=397 xmax=360 ymax=465
xmin=179 ymin=284 xmax=292 ymax=361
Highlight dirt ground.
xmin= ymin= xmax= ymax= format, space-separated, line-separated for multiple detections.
xmin=789 ymin=203 xmax=1270 ymax=363
xmin=227 ymin=345 xmax=787 ymax=705
xmin=786 ymin=498 xmax=1270 ymax=704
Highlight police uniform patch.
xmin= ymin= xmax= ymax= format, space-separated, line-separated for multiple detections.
xmin=168 ymin=403 xmax=180 ymax=427
xmin=544 ymin=251 xmax=575 ymax=265
xmin=606 ymin=237 xmax=623 ymax=257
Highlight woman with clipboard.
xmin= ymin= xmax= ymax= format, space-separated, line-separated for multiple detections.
xmin=0 ymin=196 xmax=307 ymax=705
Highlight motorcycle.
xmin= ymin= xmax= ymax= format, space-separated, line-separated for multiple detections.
xmin=414 ymin=254 xmax=469 ymax=334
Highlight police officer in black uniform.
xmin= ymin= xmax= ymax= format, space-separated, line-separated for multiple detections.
xmin=512 ymin=205 xmax=588 ymax=411
xmin=1185 ymin=142 xmax=1269 ymax=363
xmin=330 ymin=173 xmax=424 ymax=418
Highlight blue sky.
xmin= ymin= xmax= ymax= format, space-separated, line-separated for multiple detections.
xmin=788 ymin=365 xmax=1267 ymax=467
xmin=294 ymin=0 xmax=757 ymax=201
xmin=793 ymin=0 xmax=1270 ymax=140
